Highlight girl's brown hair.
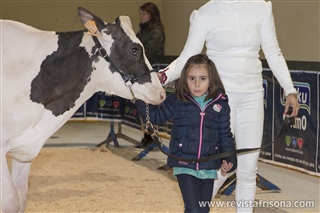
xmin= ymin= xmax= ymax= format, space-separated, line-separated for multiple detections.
xmin=139 ymin=2 xmax=164 ymax=29
xmin=174 ymin=54 xmax=226 ymax=102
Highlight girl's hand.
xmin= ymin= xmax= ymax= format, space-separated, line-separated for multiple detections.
xmin=221 ymin=160 xmax=233 ymax=176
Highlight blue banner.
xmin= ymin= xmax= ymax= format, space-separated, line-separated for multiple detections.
xmin=120 ymin=99 xmax=142 ymax=130
xmin=260 ymin=69 xmax=274 ymax=160
xmin=72 ymin=92 xmax=122 ymax=121
xmin=317 ymin=72 xmax=320 ymax=174
xmin=273 ymin=71 xmax=318 ymax=174
xmin=86 ymin=92 xmax=122 ymax=120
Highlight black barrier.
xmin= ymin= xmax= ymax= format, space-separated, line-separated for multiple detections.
xmin=318 ymin=73 xmax=320 ymax=174
xmin=261 ymin=70 xmax=319 ymax=176
xmin=72 ymin=92 xmax=122 ymax=121
xmin=71 ymin=69 xmax=319 ymax=176
xmin=260 ymin=70 xmax=274 ymax=161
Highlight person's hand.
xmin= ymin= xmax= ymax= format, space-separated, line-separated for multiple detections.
xmin=284 ymin=94 xmax=300 ymax=117
xmin=220 ymin=160 xmax=233 ymax=176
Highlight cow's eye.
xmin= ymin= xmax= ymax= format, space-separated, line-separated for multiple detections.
xmin=130 ymin=47 xmax=138 ymax=55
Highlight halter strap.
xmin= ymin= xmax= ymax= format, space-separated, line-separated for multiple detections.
xmin=91 ymin=35 xmax=156 ymax=100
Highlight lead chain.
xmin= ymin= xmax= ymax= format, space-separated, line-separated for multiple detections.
xmin=145 ymin=104 xmax=153 ymax=130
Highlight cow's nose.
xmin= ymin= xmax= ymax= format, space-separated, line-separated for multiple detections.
xmin=160 ymin=91 xmax=166 ymax=100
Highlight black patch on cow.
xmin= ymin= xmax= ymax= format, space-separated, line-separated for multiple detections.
xmin=104 ymin=19 xmax=152 ymax=84
xmin=30 ymin=31 xmax=99 ymax=116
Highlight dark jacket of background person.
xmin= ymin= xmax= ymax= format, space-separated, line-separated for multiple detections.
xmin=137 ymin=22 xmax=165 ymax=65
xmin=136 ymin=92 xmax=237 ymax=172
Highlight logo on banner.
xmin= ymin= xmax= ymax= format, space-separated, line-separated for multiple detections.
xmin=280 ymin=82 xmax=311 ymax=115
xmin=98 ymin=100 xmax=119 ymax=109
xmin=262 ymin=79 xmax=267 ymax=109
xmin=99 ymin=100 xmax=106 ymax=108
xmin=125 ymin=106 xmax=137 ymax=116
xmin=285 ymin=135 xmax=304 ymax=153
xmin=113 ymin=101 xmax=120 ymax=108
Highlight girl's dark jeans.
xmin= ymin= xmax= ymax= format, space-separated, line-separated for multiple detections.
xmin=177 ymin=174 xmax=214 ymax=213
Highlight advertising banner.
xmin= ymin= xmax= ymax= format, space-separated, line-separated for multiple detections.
xmin=85 ymin=93 xmax=122 ymax=120
xmin=317 ymin=72 xmax=320 ymax=174
xmin=260 ymin=69 xmax=274 ymax=160
xmin=120 ymin=98 xmax=142 ymax=130
xmin=273 ymin=71 xmax=318 ymax=174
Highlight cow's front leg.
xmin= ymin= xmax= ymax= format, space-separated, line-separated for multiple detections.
xmin=1 ymin=152 xmax=20 ymax=212
xmin=11 ymin=159 xmax=32 ymax=212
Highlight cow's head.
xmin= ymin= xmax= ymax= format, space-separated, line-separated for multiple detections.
xmin=78 ymin=7 xmax=166 ymax=105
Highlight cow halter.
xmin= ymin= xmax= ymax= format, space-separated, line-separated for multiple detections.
xmin=91 ymin=36 xmax=156 ymax=101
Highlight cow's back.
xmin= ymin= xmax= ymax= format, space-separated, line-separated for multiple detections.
xmin=1 ymin=20 xmax=60 ymax=140
xmin=1 ymin=20 xmax=59 ymax=61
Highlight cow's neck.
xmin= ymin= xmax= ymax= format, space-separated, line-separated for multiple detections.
xmin=30 ymin=30 xmax=100 ymax=117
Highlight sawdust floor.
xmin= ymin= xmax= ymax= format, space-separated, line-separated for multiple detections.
xmin=25 ymin=147 xmax=183 ymax=212
xmin=24 ymin=146 xmax=246 ymax=213
xmin=22 ymin=145 xmax=317 ymax=213
xmin=16 ymin=121 xmax=318 ymax=212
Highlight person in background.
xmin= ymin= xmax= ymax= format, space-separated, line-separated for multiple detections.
xmin=157 ymin=1 xmax=300 ymax=212
xmin=136 ymin=54 xmax=237 ymax=213
xmin=135 ymin=2 xmax=165 ymax=148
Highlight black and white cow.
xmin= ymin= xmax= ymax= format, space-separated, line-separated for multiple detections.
xmin=0 ymin=7 xmax=165 ymax=212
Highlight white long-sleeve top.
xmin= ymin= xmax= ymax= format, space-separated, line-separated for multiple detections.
xmin=163 ymin=0 xmax=296 ymax=96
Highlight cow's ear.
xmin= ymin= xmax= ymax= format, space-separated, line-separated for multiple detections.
xmin=78 ymin=7 xmax=105 ymax=33
xmin=117 ymin=16 xmax=133 ymax=29
xmin=104 ymin=17 xmax=120 ymax=35
xmin=115 ymin=17 xmax=121 ymax=26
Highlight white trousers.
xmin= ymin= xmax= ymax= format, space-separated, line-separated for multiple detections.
xmin=212 ymin=91 xmax=264 ymax=213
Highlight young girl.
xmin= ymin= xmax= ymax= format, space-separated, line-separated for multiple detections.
xmin=136 ymin=54 xmax=237 ymax=213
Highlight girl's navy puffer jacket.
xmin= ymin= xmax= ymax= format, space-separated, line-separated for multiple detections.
xmin=136 ymin=92 xmax=237 ymax=172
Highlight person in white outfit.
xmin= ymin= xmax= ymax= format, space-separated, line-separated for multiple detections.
xmin=158 ymin=0 xmax=300 ymax=212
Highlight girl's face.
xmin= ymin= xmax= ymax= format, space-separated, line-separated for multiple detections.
xmin=187 ymin=65 xmax=209 ymax=97
xmin=139 ymin=9 xmax=151 ymax=24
